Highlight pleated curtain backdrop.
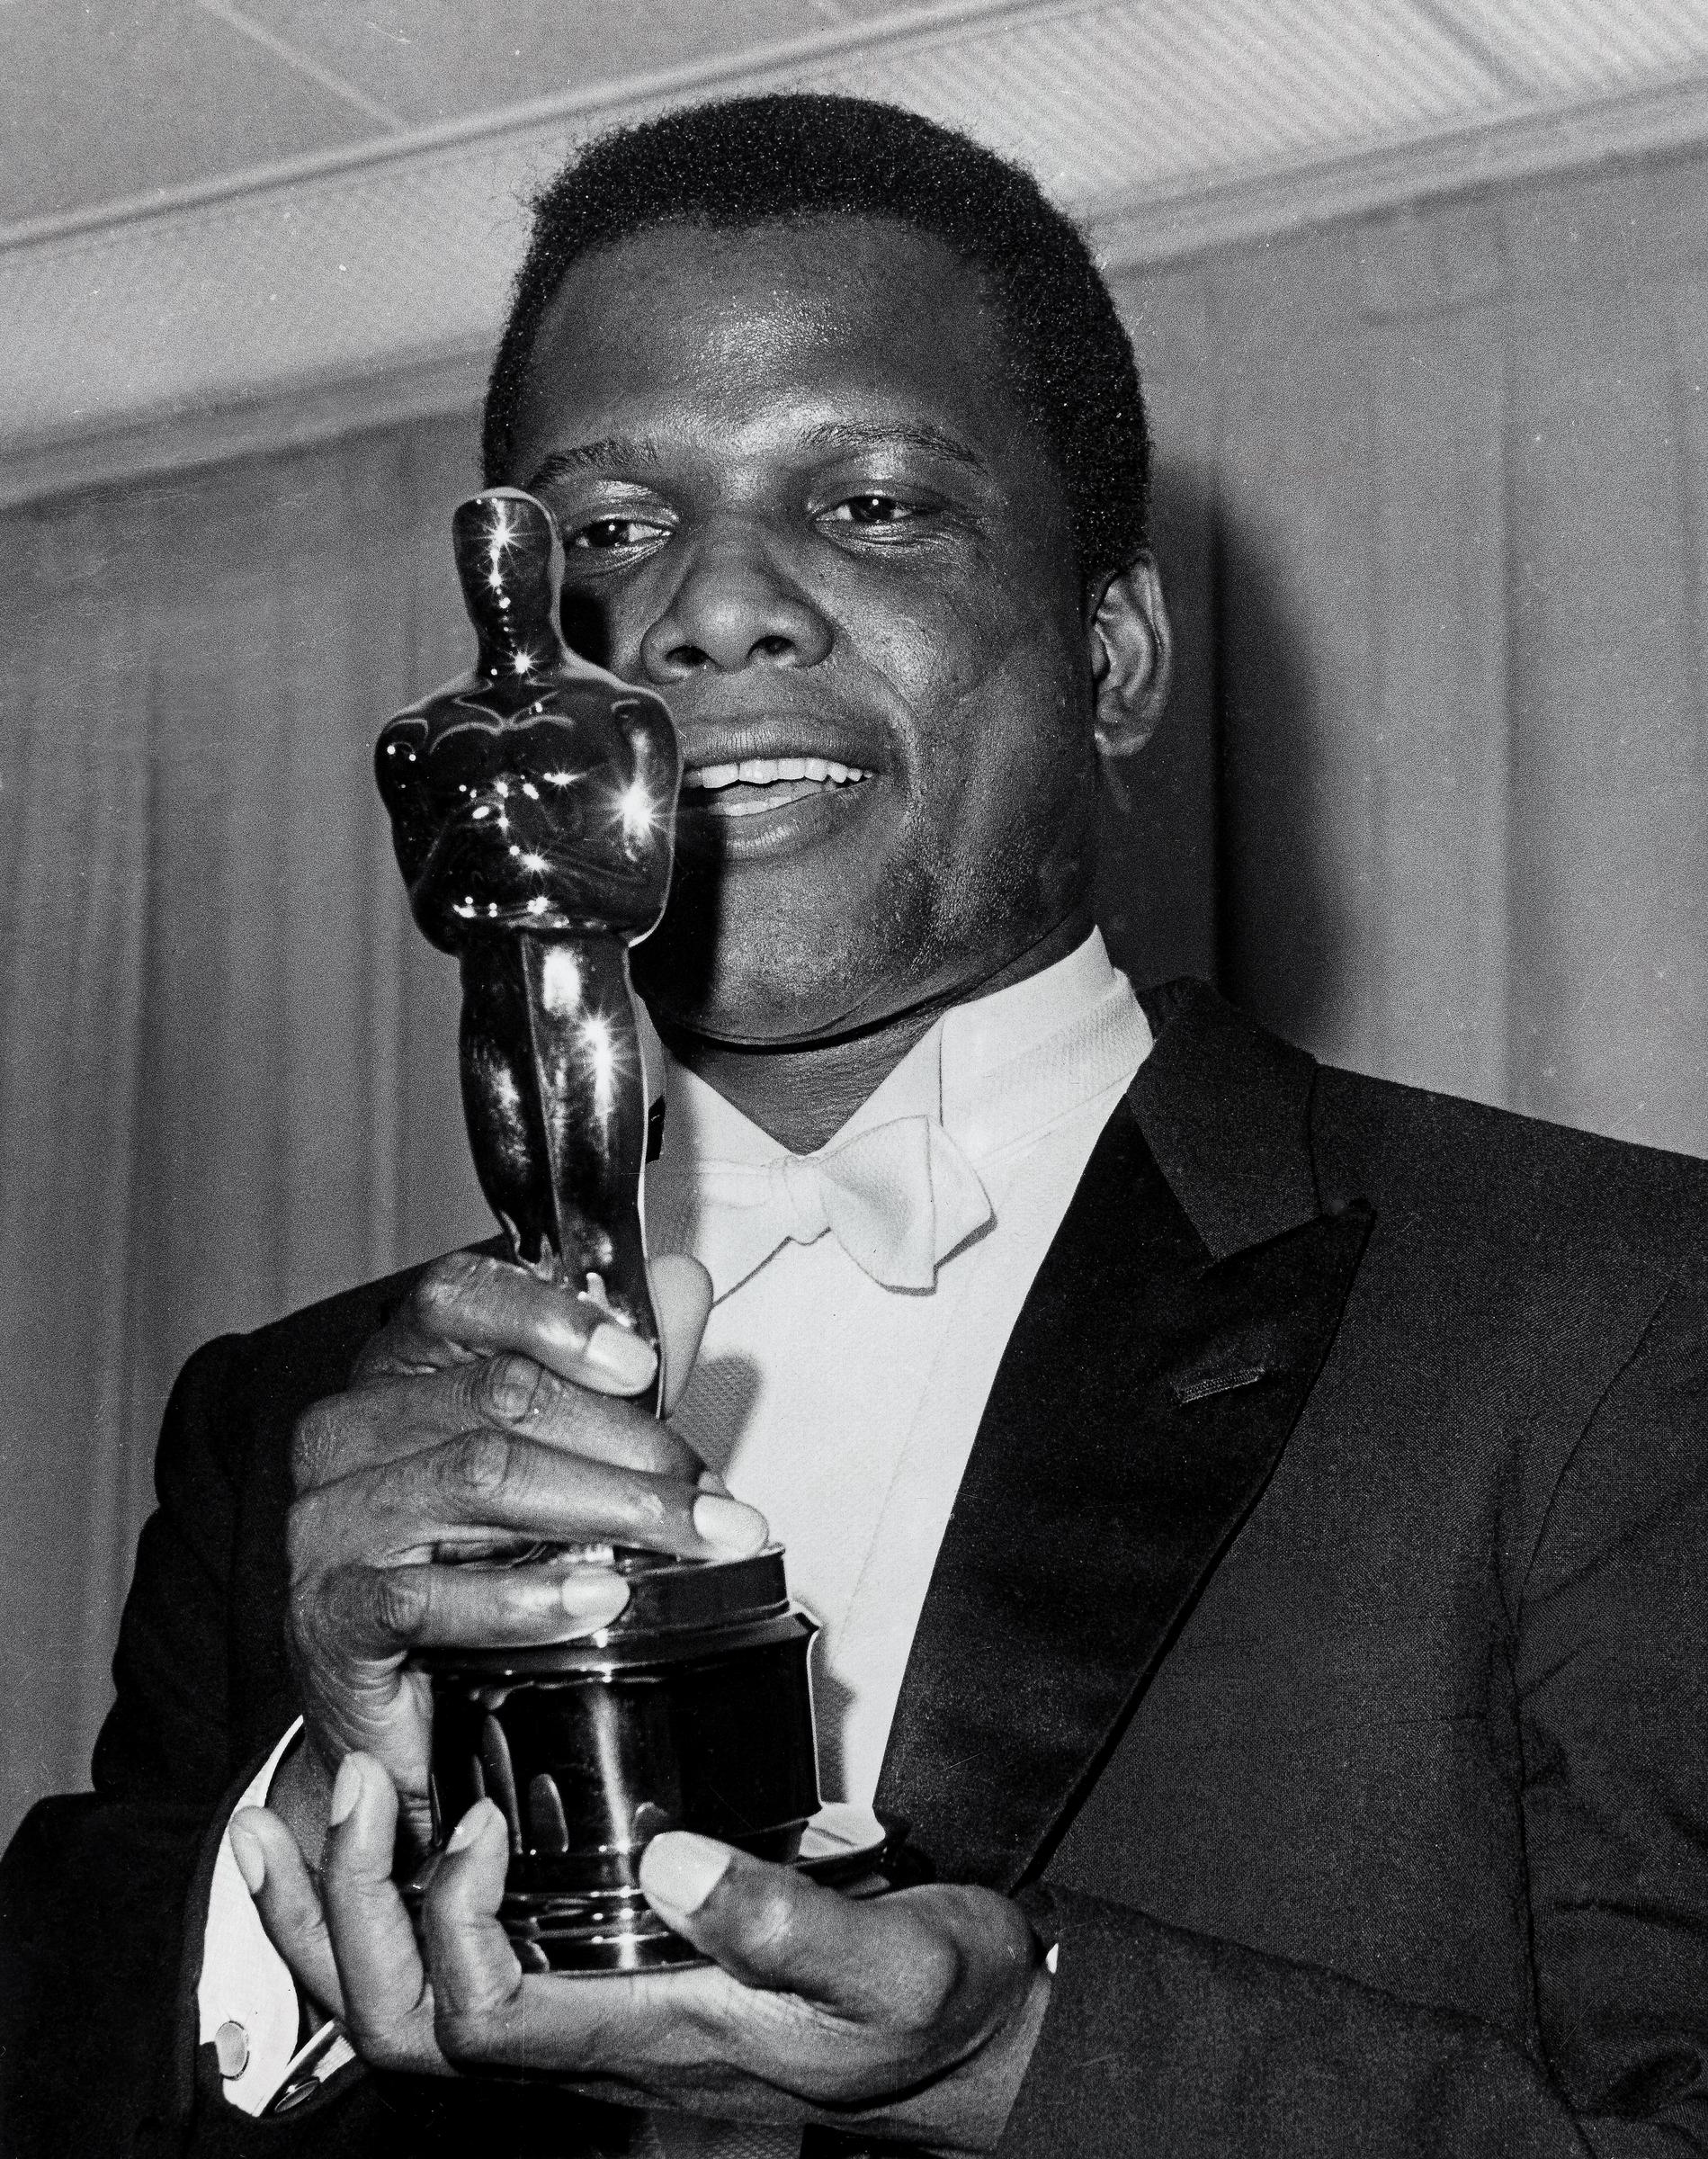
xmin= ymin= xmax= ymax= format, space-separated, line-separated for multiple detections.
xmin=0 ymin=420 xmax=495 ymax=1840
xmin=1138 ymin=153 xmax=1708 ymax=1142
xmin=4 ymin=141 xmax=1708 ymax=1843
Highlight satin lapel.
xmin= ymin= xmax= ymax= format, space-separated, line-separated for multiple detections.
xmin=874 ymin=1097 xmax=1371 ymax=1893
xmin=1131 ymin=976 xmax=1323 ymax=1257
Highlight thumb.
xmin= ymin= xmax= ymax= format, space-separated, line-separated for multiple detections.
xmin=639 ymin=1833 xmax=873 ymax=2005
xmin=650 ymin=1253 xmax=713 ymax=1414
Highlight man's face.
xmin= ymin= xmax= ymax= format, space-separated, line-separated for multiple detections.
xmin=511 ymin=214 xmax=1104 ymax=1045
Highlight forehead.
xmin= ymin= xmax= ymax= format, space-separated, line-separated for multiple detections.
xmin=512 ymin=215 xmax=1039 ymax=470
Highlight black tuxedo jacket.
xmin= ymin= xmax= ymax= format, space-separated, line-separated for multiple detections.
xmin=5 ymin=981 xmax=1708 ymax=2157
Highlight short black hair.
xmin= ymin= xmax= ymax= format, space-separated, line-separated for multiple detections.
xmin=482 ymin=92 xmax=1149 ymax=592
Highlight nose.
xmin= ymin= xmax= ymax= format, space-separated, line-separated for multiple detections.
xmin=638 ymin=523 xmax=832 ymax=681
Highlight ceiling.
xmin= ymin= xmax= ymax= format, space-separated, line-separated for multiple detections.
xmin=6 ymin=0 xmax=1708 ymax=496
xmin=3 ymin=1 xmax=934 ymax=228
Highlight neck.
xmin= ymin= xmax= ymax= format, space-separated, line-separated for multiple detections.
xmin=658 ymin=909 xmax=1094 ymax=1152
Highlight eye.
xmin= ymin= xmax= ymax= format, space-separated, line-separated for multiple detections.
xmin=569 ymin=516 xmax=669 ymax=551
xmin=827 ymin=494 xmax=915 ymax=527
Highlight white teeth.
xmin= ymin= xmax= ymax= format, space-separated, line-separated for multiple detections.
xmin=683 ymin=756 xmax=872 ymax=793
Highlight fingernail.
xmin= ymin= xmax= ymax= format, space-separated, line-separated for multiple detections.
xmin=328 ymin=1754 xmax=363 ymax=1828
xmin=559 ymin=1568 xmax=630 ymax=1626
xmin=228 ymin=1815 xmax=266 ymax=1895
xmin=584 ymin=1322 xmax=658 ymax=1391
xmin=639 ymin=1830 xmax=731 ymax=1915
xmin=446 ymin=1797 xmax=503 ymax=1855
xmin=693 ymin=1492 xmax=767 ymax=1555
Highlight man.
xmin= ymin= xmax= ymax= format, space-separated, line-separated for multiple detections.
xmin=4 ymin=91 xmax=1708 ymax=2158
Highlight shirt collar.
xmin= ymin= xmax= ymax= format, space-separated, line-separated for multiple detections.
xmin=648 ymin=927 xmax=1152 ymax=1184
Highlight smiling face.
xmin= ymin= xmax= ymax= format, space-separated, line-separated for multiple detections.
xmin=509 ymin=215 xmax=1119 ymax=1047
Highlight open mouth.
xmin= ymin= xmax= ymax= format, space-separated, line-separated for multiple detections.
xmin=680 ymin=756 xmax=876 ymax=820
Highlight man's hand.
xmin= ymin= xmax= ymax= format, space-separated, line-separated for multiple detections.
xmin=233 ymin=1756 xmax=1051 ymax=2155
xmin=272 ymin=1248 xmax=763 ymax=1866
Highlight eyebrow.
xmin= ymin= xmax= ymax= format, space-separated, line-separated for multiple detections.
xmin=524 ymin=438 xmax=662 ymax=490
xmin=800 ymin=420 xmax=990 ymax=473
xmin=523 ymin=420 xmax=990 ymax=494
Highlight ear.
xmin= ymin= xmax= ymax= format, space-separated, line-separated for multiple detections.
xmin=1087 ymin=552 xmax=1173 ymax=762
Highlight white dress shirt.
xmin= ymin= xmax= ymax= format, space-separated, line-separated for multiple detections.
xmin=649 ymin=928 xmax=1152 ymax=1806
xmin=198 ymin=930 xmax=1152 ymax=2127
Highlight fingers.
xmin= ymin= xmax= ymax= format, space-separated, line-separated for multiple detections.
xmin=408 ymin=1808 xmax=1040 ymax=2117
xmin=318 ymin=1755 xmax=445 ymax=2072
xmin=418 ymin=1803 xmax=696 ymax=2081
xmin=293 ymin=1429 xmax=765 ymax=1580
xmin=651 ymin=1255 xmax=713 ymax=1416
xmin=293 ymin=1351 xmax=703 ymax=1496
xmin=373 ymin=1250 xmax=660 ymax=1394
xmin=301 ymin=1556 xmax=632 ymax=1664
xmin=229 ymin=1807 xmax=345 ymax=2020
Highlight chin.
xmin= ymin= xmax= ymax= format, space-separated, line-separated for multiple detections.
xmin=639 ymin=955 xmax=865 ymax=1047
xmin=634 ymin=834 xmax=994 ymax=1046
xmin=634 ymin=909 xmax=897 ymax=1048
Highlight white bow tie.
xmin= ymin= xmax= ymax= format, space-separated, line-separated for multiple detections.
xmin=694 ymin=1115 xmax=993 ymax=1296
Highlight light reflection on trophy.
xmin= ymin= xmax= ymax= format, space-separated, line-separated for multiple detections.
xmin=375 ymin=490 xmax=877 ymax=1970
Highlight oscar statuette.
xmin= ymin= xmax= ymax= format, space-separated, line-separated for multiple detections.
xmin=375 ymin=489 xmax=880 ymax=1970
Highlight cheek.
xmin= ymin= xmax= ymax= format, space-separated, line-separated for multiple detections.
xmin=856 ymin=554 xmax=1082 ymax=758
xmin=892 ymin=601 xmax=1094 ymax=837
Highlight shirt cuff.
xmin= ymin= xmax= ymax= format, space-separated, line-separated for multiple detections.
xmin=194 ymin=1718 xmax=355 ymax=2116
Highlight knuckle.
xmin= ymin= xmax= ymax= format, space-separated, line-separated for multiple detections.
xmin=403 ymin=1276 xmax=444 ymax=1334
xmin=441 ymin=1428 xmax=516 ymax=1503
xmin=372 ymin=1566 xmax=432 ymax=1644
xmin=887 ymin=1924 xmax=964 ymax=2033
xmin=476 ymin=1353 xmax=548 ymax=1427
xmin=434 ymin=1992 xmax=513 ymax=2069
xmin=746 ymin=1879 xmax=801 ymax=1962
xmin=415 ymin=1248 xmax=489 ymax=1317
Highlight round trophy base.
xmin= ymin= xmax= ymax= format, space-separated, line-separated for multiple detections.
xmin=402 ymin=1804 xmax=891 ymax=1974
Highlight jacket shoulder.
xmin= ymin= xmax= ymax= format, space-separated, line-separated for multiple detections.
xmin=231 ymin=1255 xmax=432 ymax=1387
xmin=1310 ymin=1061 xmax=1708 ymax=1292
xmin=1136 ymin=977 xmax=1708 ymax=1291
xmin=210 ymin=1259 xmax=423 ymax=1423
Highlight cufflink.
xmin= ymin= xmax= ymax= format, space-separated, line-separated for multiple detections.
xmin=260 ymin=2016 xmax=351 ymax=2117
xmin=213 ymin=2020 xmax=250 ymax=2080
